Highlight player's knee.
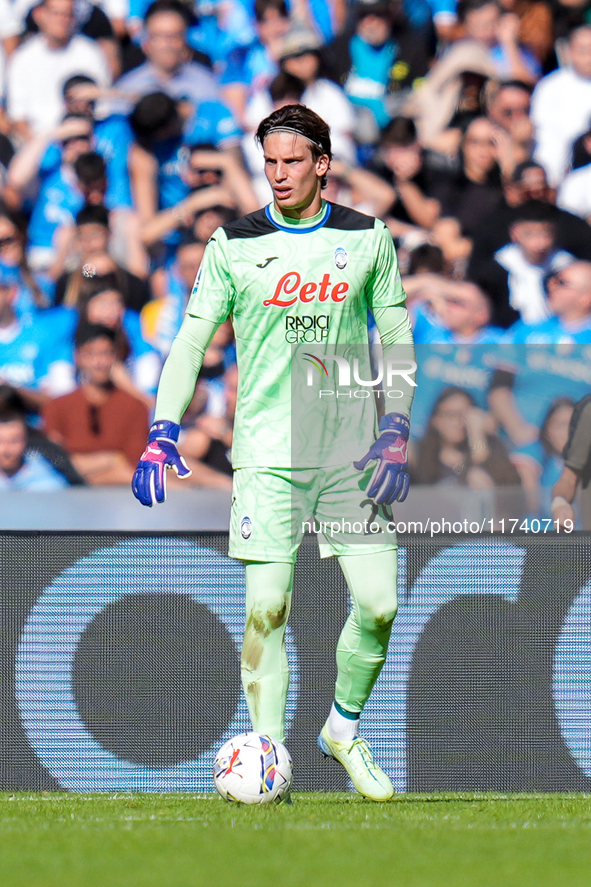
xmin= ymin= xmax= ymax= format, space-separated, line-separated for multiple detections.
xmin=247 ymin=590 xmax=290 ymax=634
xmin=359 ymin=595 xmax=398 ymax=633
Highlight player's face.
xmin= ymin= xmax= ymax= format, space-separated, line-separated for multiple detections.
xmin=263 ymin=131 xmax=329 ymax=217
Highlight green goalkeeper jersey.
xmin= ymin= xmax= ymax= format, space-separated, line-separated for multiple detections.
xmin=183 ymin=200 xmax=407 ymax=469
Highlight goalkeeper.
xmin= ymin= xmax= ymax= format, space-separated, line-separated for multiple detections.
xmin=132 ymin=105 xmax=416 ymax=802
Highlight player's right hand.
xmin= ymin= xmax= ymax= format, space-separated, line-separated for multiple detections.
xmin=132 ymin=421 xmax=192 ymax=507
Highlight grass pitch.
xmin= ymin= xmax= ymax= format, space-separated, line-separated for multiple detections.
xmin=2 ymin=792 xmax=591 ymax=887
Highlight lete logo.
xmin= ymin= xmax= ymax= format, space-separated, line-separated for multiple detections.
xmin=263 ymin=272 xmax=349 ymax=307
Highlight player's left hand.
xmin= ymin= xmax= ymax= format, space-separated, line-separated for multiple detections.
xmin=354 ymin=413 xmax=410 ymax=504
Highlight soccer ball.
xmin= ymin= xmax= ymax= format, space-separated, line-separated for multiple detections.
xmin=213 ymin=732 xmax=293 ymax=804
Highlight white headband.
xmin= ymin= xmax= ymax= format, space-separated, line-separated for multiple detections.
xmin=264 ymin=125 xmax=327 ymax=153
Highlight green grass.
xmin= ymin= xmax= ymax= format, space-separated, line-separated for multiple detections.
xmin=2 ymin=792 xmax=591 ymax=887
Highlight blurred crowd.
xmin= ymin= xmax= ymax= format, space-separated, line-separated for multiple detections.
xmin=0 ymin=0 xmax=590 ymax=521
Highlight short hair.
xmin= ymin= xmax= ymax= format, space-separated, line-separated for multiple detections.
xmin=254 ymin=0 xmax=288 ymax=23
xmin=494 ymin=78 xmax=533 ymax=97
xmin=458 ymin=0 xmax=500 ymax=22
xmin=177 ymin=233 xmax=205 ymax=249
xmin=256 ymin=104 xmax=331 ymax=158
xmin=380 ymin=116 xmax=417 ymax=147
xmin=74 ymin=323 xmax=117 ymax=350
xmin=0 ymin=385 xmax=27 ymax=414
xmin=62 ymin=74 xmax=96 ymax=98
xmin=73 ymin=152 xmax=107 ymax=186
xmin=76 ymin=203 xmax=110 ymax=228
xmin=408 ymin=243 xmax=444 ymax=275
xmin=0 ymin=408 xmax=26 ymax=427
xmin=80 ymin=272 xmax=122 ymax=301
xmin=510 ymin=159 xmax=546 ymax=184
xmin=144 ymin=0 xmax=192 ymax=27
xmin=510 ymin=199 xmax=558 ymax=226
xmin=130 ymin=92 xmax=179 ymax=141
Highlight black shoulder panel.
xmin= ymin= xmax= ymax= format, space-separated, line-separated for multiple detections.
xmin=323 ymin=203 xmax=376 ymax=231
xmin=223 ymin=209 xmax=278 ymax=240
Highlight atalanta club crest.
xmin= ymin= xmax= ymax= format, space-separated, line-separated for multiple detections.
xmin=334 ymin=247 xmax=348 ymax=269
xmin=240 ymin=517 xmax=253 ymax=539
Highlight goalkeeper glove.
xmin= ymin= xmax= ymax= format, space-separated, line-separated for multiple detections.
xmin=132 ymin=420 xmax=191 ymax=507
xmin=353 ymin=413 xmax=410 ymax=504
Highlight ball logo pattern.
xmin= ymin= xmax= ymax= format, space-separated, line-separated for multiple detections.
xmin=213 ymin=732 xmax=292 ymax=804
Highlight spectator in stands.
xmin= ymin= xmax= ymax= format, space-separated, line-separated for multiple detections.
xmin=552 ymin=393 xmax=591 ymax=530
xmin=219 ymin=0 xmax=291 ymax=126
xmin=531 ymin=24 xmax=591 ymax=186
xmin=143 ymin=236 xmax=205 ymax=357
xmin=27 ymin=147 xmax=107 ymax=275
xmin=431 ymin=116 xmax=504 ymax=263
xmin=51 ymin=273 xmax=161 ymax=401
xmin=457 ymin=0 xmax=540 ymax=82
xmin=245 ymin=24 xmax=357 ymax=165
xmin=512 ymin=396 xmax=574 ymax=519
xmin=178 ymin=361 xmax=237 ymax=483
xmin=5 ymin=0 xmax=111 ymax=139
xmin=470 ymin=160 xmax=591 ymax=262
xmin=0 ymin=382 xmax=84 ymax=484
xmin=127 ymin=93 xmax=248 ymax=261
xmin=43 ymin=323 xmax=150 ymax=485
xmin=497 ymin=0 xmax=554 ymax=70
xmin=404 ymin=37 xmax=495 ymax=150
xmin=323 ymin=158 xmax=398 ymax=220
xmin=488 ymin=332 xmax=591 ymax=446
xmin=410 ymin=385 xmax=521 ymax=487
xmin=504 ymin=260 xmax=591 ymax=342
xmin=324 ymin=0 xmax=430 ymax=142
xmin=557 ymin=124 xmax=591 ymax=224
xmin=0 ymin=203 xmax=51 ymax=319
xmin=407 ymin=278 xmax=505 ymax=342
xmin=485 ymin=78 xmax=534 ymax=176
xmin=0 ymin=261 xmax=70 ymax=411
xmin=185 ymin=0 xmax=257 ymax=74
xmin=115 ymin=0 xmax=218 ymax=112
xmin=60 ymin=74 xmax=146 ymax=273
xmin=54 ymin=204 xmax=151 ymax=313
xmin=23 ymin=0 xmax=122 ymax=79
xmin=370 ymin=116 xmax=441 ymax=243
xmin=0 ymin=408 xmax=70 ymax=489
xmin=136 ymin=141 xmax=258 ymax=252
xmin=470 ymin=199 xmax=573 ymax=327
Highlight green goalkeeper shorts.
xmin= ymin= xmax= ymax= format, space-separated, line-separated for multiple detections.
xmin=228 ymin=462 xmax=398 ymax=563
